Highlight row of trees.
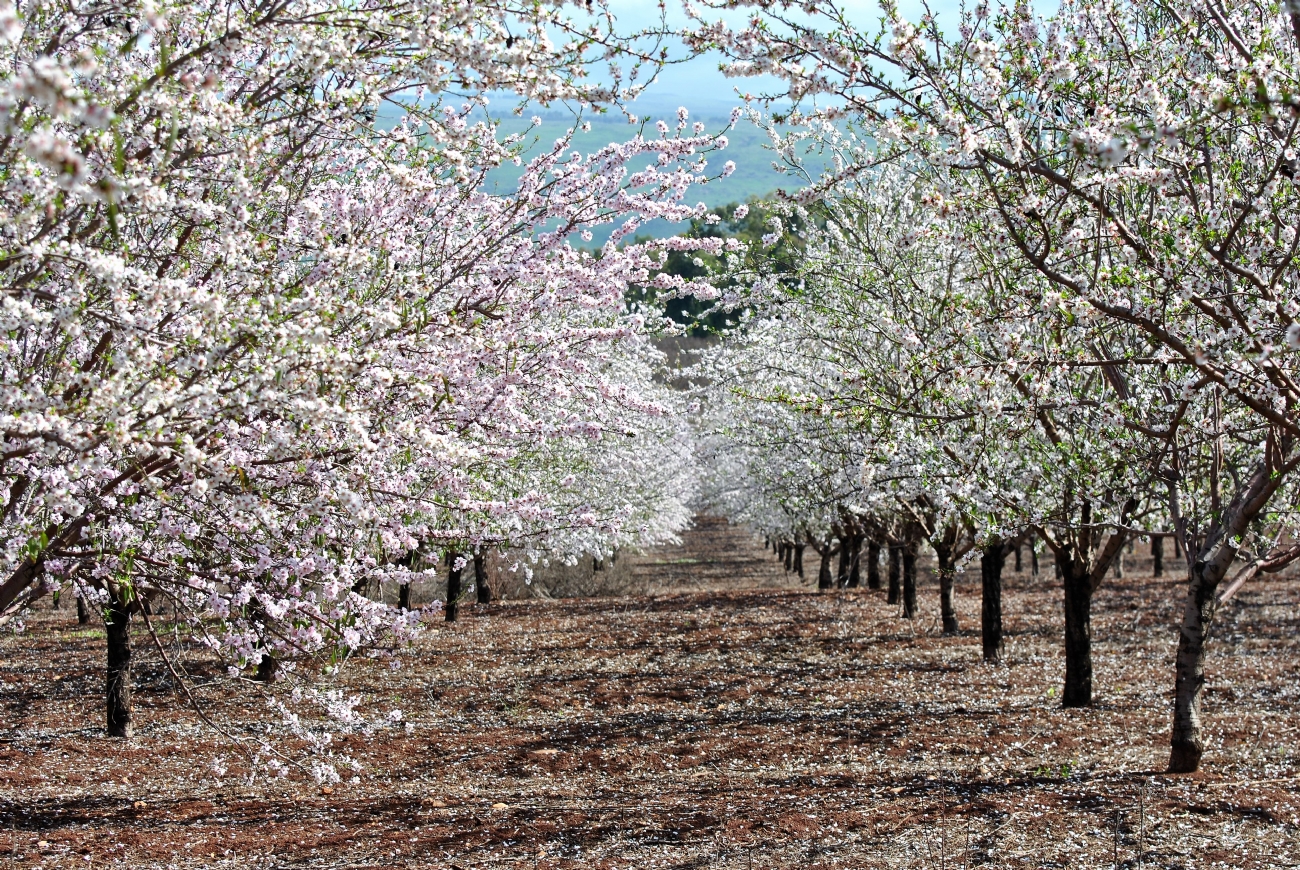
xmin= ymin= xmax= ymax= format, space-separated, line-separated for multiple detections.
xmin=0 ymin=0 xmax=720 ymax=771
xmin=684 ymin=0 xmax=1300 ymax=773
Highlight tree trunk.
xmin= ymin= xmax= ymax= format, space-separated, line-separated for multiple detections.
xmin=817 ymin=546 xmax=833 ymax=591
xmin=445 ymin=554 xmax=462 ymax=623
xmin=887 ymin=545 xmax=901 ymax=605
xmin=254 ymin=653 xmax=279 ymax=683
xmin=76 ymin=594 xmax=89 ymax=624
xmin=981 ymin=544 xmax=1005 ymax=663
xmin=1061 ymin=557 xmax=1093 ymax=707
xmin=475 ymin=552 xmax=491 ymax=605
xmin=783 ymin=543 xmax=793 ymax=573
xmin=936 ymin=552 xmax=958 ymax=634
xmin=1169 ymin=559 xmax=1225 ymax=772
xmin=1031 ymin=545 xmax=1039 ymax=577
xmin=847 ymin=536 xmax=862 ymax=588
xmin=1152 ymin=536 xmax=1164 ymax=578
xmin=866 ymin=542 xmax=882 ymax=590
xmin=1112 ymin=553 xmax=1125 ymax=579
xmin=1174 ymin=535 xmax=1182 ymax=558
xmin=1014 ymin=546 xmax=1022 ymax=573
xmin=105 ymin=595 xmax=133 ymax=738
xmin=902 ymin=542 xmax=918 ymax=619
xmin=835 ymin=538 xmax=849 ymax=587
xmin=398 ymin=580 xmax=411 ymax=611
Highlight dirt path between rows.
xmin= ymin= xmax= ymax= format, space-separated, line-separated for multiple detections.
xmin=2 ymin=518 xmax=1297 ymax=868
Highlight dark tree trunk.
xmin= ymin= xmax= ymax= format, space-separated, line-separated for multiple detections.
xmin=1031 ymin=545 xmax=1039 ymax=577
xmin=887 ymin=545 xmax=901 ymax=604
xmin=475 ymin=553 xmax=491 ymax=604
xmin=835 ymin=537 xmax=850 ymax=588
xmin=1152 ymin=536 xmax=1164 ymax=578
xmin=936 ymin=551 xmax=958 ymax=634
xmin=1174 ymin=535 xmax=1182 ymax=558
xmin=1112 ymin=553 xmax=1125 ymax=579
xmin=76 ymin=594 xmax=89 ymax=624
xmin=398 ymin=580 xmax=411 ymax=611
xmin=783 ymin=543 xmax=793 ymax=573
xmin=981 ymin=544 xmax=1006 ymax=663
xmin=902 ymin=542 xmax=918 ymax=619
xmin=1014 ymin=546 xmax=1022 ymax=573
xmin=105 ymin=595 xmax=133 ymax=738
xmin=866 ymin=542 xmax=882 ymax=590
xmin=817 ymin=546 xmax=833 ymax=591
xmin=1061 ymin=557 xmax=1093 ymax=707
xmin=847 ymin=536 xmax=862 ymax=588
xmin=793 ymin=543 xmax=805 ymax=578
xmin=445 ymin=554 xmax=462 ymax=623
xmin=594 ymin=556 xmax=605 ymax=572
xmin=254 ymin=653 xmax=279 ymax=683
xmin=1169 ymin=559 xmax=1222 ymax=772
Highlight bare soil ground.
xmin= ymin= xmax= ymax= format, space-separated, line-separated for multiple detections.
xmin=2 ymin=518 xmax=1298 ymax=869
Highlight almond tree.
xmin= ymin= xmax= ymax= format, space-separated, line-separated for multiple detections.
xmin=0 ymin=0 xmax=726 ymax=770
xmin=685 ymin=0 xmax=1300 ymax=771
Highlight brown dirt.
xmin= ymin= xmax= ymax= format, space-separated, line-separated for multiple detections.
xmin=2 ymin=519 xmax=1298 ymax=868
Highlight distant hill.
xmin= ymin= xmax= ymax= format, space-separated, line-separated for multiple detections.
xmin=486 ymin=108 xmax=832 ymax=244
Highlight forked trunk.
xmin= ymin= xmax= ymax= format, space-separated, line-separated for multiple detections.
xmin=866 ymin=542 xmax=882 ymax=590
xmin=901 ymin=542 xmax=918 ymax=619
xmin=1152 ymin=536 xmax=1164 ymax=578
xmin=887 ymin=545 xmax=901 ymax=605
xmin=105 ymin=595 xmax=133 ymax=738
xmin=936 ymin=551 xmax=958 ymax=634
xmin=1061 ymin=557 xmax=1093 ymax=707
xmin=475 ymin=553 xmax=491 ymax=604
xmin=981 ymin=544 xmax=1005 ymax=663
xmin=445 ymin=554 xmax=462 ymax=623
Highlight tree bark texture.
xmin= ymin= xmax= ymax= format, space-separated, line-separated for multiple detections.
xmin=475 ymin=552 xmax=491 ymax=604
xmin=1061 ymin=557 xmax=1093 ymax=707
xmin=445 ymin=554 xmax=462 ymax=623
xmin=887 ymin=545 xmax=901 ymax=605
xmin=1152 ymin=536 xmax=1164 ymax=578
xmin=866 ymin=542 xmax=882 ymax=590
xmin=105 ymin=595 xmax=133 ymax=738
xmin=835 ymin=537 xmax=850 ymax=588
xmin=936 ymin=552 xmax=958 ymax=634
xmin=793 ymin=543 xmax=805 ymax=578
xmin=902 ymin=542 xmax=918 ymax=619
xmin=981 ymin=544 xmax=1005 ymax=663
xmin=76 ymin=594 xmax=90 ymax=624
xmin=817 ymin=547 xmax=833 ymax=591
xmin=847 ymin=536 xmax=862 ymax=588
